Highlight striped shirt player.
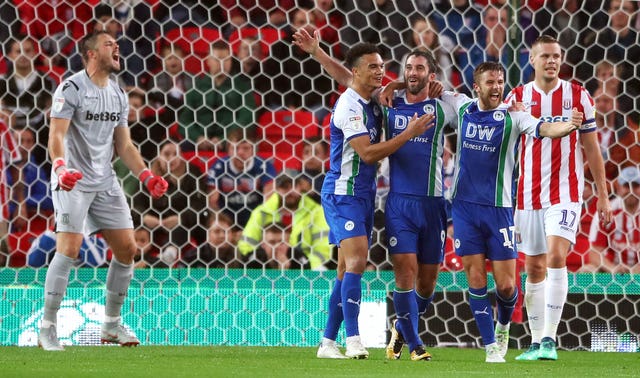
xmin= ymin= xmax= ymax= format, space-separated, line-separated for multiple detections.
xmin=508 ymin=35 xmax=611 ymax=362
xmin=0 ymin=120 xmax=21 ymax=223
xmin=505 ymin=80 xmax=596 ymax=212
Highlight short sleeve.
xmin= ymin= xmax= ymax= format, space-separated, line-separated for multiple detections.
xmin=50 ymin=80 xmax=80 ymax=120
xmin=511 ymin=111 xmax=543 ymax=138
xmin=333 ymin=100 xmax=369 ymax=141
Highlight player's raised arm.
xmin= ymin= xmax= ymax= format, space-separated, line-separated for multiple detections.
xmin=293 ymin=29 xmax=353 ymax=87
xmin=538 ymin=108 xmax=582 ymax=139
xmin=377 ymin=79 xmax=444 ymax=107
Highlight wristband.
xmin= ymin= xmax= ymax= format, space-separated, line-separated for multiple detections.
xmin=53 ymin=158 xmax=66 ymax=174
xmin=138 ymin=168 xmax=153 ymax=184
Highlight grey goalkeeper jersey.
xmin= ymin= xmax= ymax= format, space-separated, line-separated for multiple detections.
xmin=50 ymin=70 xmax=128 ymax=192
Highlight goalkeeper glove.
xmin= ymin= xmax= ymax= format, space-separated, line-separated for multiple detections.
xmin=139 ymin=168 xmax=168 ymax=199
xmin=53 ymin=158 xmax=83 ymax=191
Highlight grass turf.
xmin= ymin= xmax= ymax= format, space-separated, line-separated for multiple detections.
xmin=2 ymin=346 xmax=639 ymax=378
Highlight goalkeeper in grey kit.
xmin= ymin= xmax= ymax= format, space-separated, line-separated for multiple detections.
xmin=38 ymin=31 xmax=168 ymax=351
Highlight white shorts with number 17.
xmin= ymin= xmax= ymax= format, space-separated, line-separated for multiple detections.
xmin=514 ymin=202 xmax=582 ymax=256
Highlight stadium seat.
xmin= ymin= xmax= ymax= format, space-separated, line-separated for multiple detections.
xmin=160 ymin=27 xmax=222 ymax=74
xmin=257 ymin=109 xmax=320 ymax=171
xmin=181 ymin=150 xmax=221 ymax=174
xmin=6 ymin=231 xmax=40 ymax=267
xmin=228 ymin=27 xmax=285 ymax=58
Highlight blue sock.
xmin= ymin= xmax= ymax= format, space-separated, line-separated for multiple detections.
xmin=341 ymin=272 xmax=362 ymax=337
xmin=495 ymin=288 xmax=518 ymax=326
xmin=415 ymin=292 xmax=434 ymax=337
xmin=323 ymin=279 xmax=343 ymax=340
xmin=393 ymin=289 xmax=419 ymax=351
xmin=468 ymin=286 xmax=495 ymax=346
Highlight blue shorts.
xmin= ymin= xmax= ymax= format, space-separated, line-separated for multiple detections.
xmin=385 ymin=193 xmax=446 ymax=264
xmin=452 ymin=199 xmax=517 ymax=261
xmin=321 ymin=193 xmax=374 ymax=247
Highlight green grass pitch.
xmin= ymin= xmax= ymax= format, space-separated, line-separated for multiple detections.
xmin=2 ymin=346 xmax=639 ymax=378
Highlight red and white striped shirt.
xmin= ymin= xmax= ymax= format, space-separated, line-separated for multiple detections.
xmin=589 ymin=198 xmax=640 ymax=267
xmin=505 ymin=80 xmax=596 ymax=210
xmin=1 ymin=120 xmax=22 ymax=220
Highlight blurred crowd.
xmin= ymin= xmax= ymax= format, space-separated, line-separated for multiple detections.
xmin=0 ymin=0 xmax=638 ymax=272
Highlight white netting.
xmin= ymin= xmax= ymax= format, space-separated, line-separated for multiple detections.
xmin=0 ymin=1 xmax=638 ymax=350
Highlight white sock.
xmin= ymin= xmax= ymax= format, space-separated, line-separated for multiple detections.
xmin=496 ymin=322 xmax=510 ymax=332
xmin=345 ymin=335 xmax=361 ymax=344
xmin=42 ymin=253 xmax=74 ymax=325
xmin=524 ymin=279 xmax=546 ymax=344
xmin=105 ymin=257 xmax=134 ymax=321
xmin=543 ymin=267 xmax=568 ymax=341
xmin=321 ymin=337 xmax=336 ymax=347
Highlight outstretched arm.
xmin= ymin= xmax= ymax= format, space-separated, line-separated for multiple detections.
xmin=293 ymin=29 xmax=353 ymax=87
xmin=350 ymin=113 xmax=435 ymax=164
xmin=538 ymin=108 xmax=582 ymax=139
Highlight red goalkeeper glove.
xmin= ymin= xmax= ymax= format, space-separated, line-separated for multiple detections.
xmin=53 ymin=158 xmax=83 ymax=191
xmin=139 ymin=169 xmax=168 ymax=199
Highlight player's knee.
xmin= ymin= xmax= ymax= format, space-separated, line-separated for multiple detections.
xmin=344 ymin=257 xmax=367 ymax=274
xmin=465 ymin=270 xmax=487 ymax=288
xmin=111 ymin=240 xmax=138 ymax=264
xmin=547 ymin=253 xmax=567 ymax=269
xmin=526 ymin=258 xmax=546 ymax=280
xmin=496 ymin=283 xmax=516 ymax=299
xmin=416 ymin=279 xmax=436 ymax=297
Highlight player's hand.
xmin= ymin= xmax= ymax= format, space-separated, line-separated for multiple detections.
xmin=292 ymin=28 xmax=320 ymax=56
xmin=426 ymin=80 xmax=444 ymax=99
xmin=597 ymin=194 xmax=612 ymax=226
xmin=139 ymin=169 xmax=168 ymax=199
xmin=58 ymin=168 xmax=83 ymax=191
xmin=406 ymin=112 xmax=435 ymax=138
xmin=570 ymin=107 xmax=583 ymax=130
xmin=378 ymin=85 xmax=394 ymax=107
xmin=147 ymin=175 xmax=169 ymax=199
xmin=508 ymin=101 xmax=527 ymax=112
xmin=377 ymin=80 xmax=406 ymax=107
xmin=53 ymin=158 xmax=83 ymax=191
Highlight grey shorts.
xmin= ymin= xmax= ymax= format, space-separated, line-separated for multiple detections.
xmin=52 ymin=180 xmax=134 ymax=235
